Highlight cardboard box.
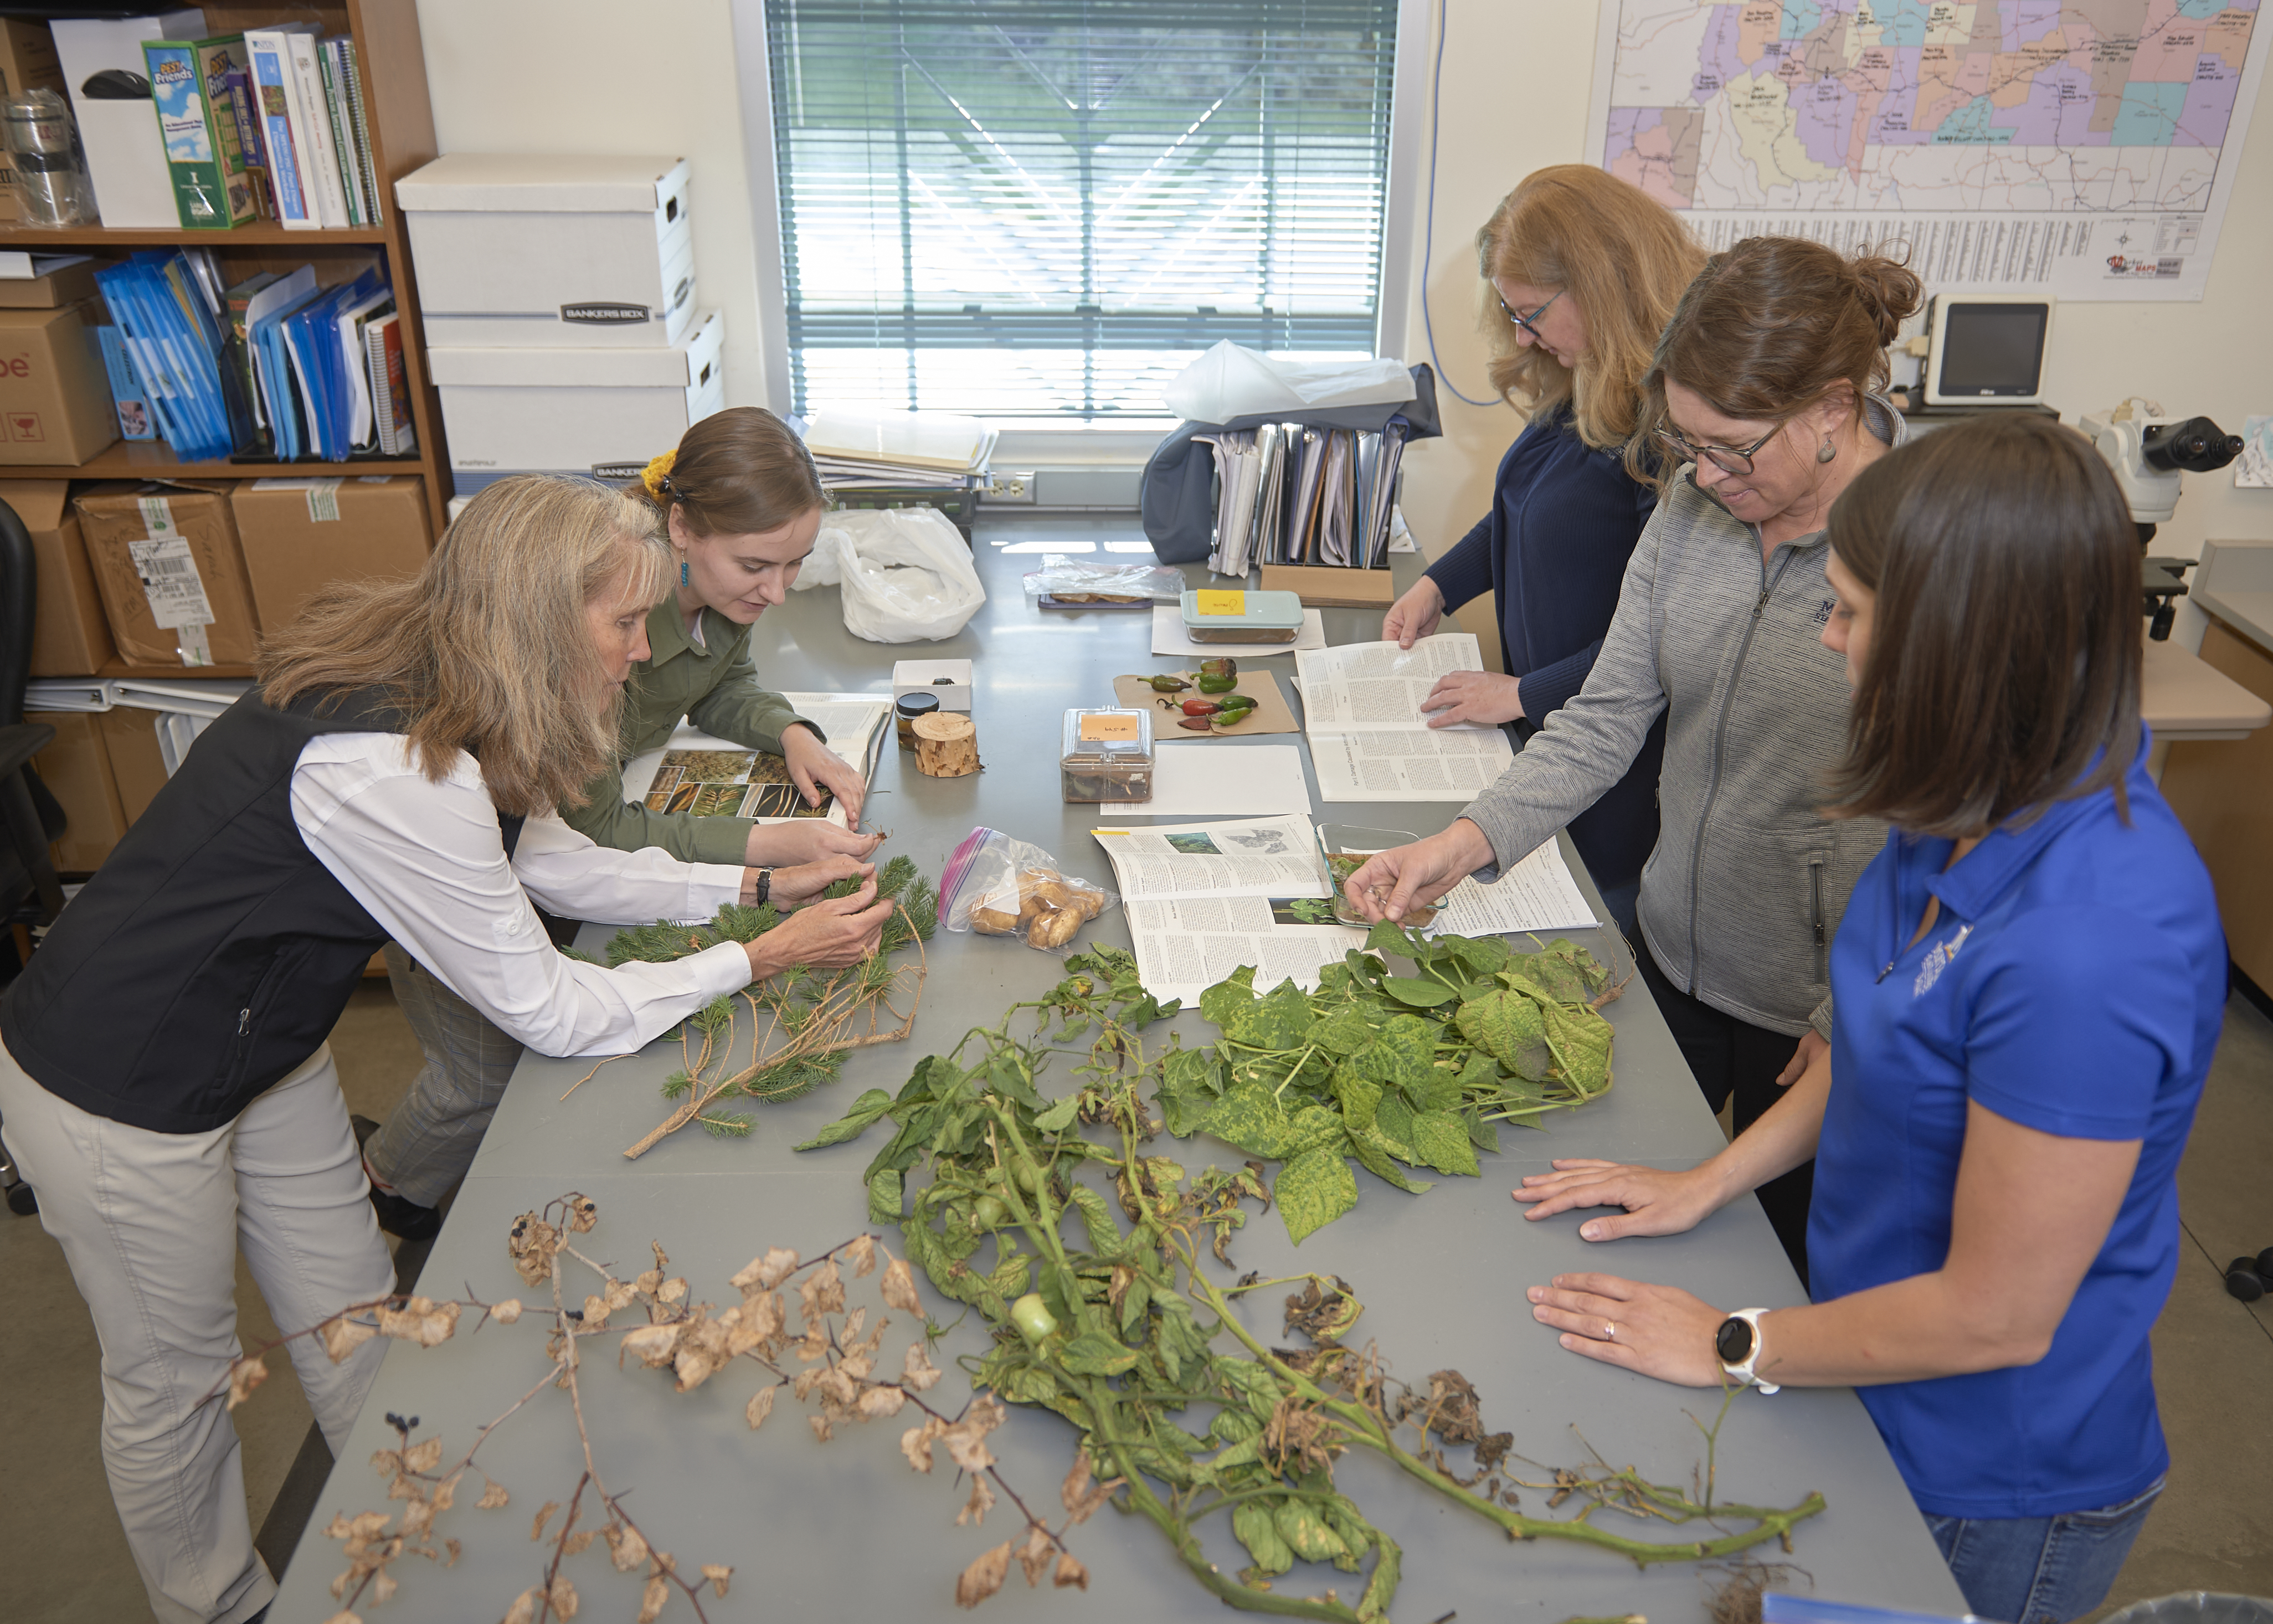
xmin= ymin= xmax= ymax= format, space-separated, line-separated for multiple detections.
xmin=231 ymin=474 xmax=433 ymax=631
xmin=25 ymin=708 xmax=127 ymax=871
xmin=0 ymin=304 xmax=122 ymax=465
xmin=96 ymin=706 xmax=171 ymax=824
xmin=428 ymin=309 xmax=724 ymax=476
xmin=13 ymin=479 xmax=116 ymax=675
xmin=52 ymin=11 xmax=209 ymax=230
xmin=397 ymin=153 xmax=693 ymax=322
xmin=892 ymin=659 xmax=973 ymax=713
xmin=75 ymin=481 xmax=260 ymax=668
xmin=0 ymin=256 xmax=106 ymax=309
xmin=1259 ymin=563 xmax=1395 ymax=609
xmin=0 ymin=18 xmax=68 ymax=223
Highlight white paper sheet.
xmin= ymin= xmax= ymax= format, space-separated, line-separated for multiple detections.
xmin=1150 ymin=605 xmax=1326 ymax=657
xmin=1101 ymin=743 xmax=1310 ymax=818
xmin=1089 ymin=815 xmax=1322 ymax=899
xmin=1305 ymin=726 xmax=1514 ymax=802
xmin=1431 ymin=841 xmax=1598 ymax=936
xmin=1123 ymin=898 xmax=1366 ymax=1006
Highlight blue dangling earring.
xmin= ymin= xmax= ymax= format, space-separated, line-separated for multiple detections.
xmin=680 ymin=559 xmax=690 ymax=587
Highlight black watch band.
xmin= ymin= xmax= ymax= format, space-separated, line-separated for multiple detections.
xmin=755 ymin=867 xmax=774 ymax=906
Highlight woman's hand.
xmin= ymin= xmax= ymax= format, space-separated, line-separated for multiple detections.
xmin=1419 ymin=670 xmax=1525 ymax=729
xmin=761 ymin=855 xmax=873 ymax=907
xmin=744 ymin=878 xmax=897 ymax=978
xmin=781 ymin=726 xmax=867 ymax=829
xmin=1341 ymin=819 xmax=1494 ymax=923
xmin=746 ymin=821 xmax=883 ymax=868
xmin=1511 ymin=1158 xmax=1731 ymax=1241
xmin=1381 ymin=577 xmax=1446 ymax=649
xmin=1526 ymin=1273 xmax=1726 ymax=1386
xmin=1776 ymin=1027 xmax=1828 ymax=1087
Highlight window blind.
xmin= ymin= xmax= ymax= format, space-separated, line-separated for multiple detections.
xmin=764 ymin=0 xmax=1398 ymax=419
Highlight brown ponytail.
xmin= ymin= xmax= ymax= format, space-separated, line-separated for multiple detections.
xmin=1627 ymin=237 xmax=1922 ymax=489
xmin=630 ymin=406 xmax=826 ymax=538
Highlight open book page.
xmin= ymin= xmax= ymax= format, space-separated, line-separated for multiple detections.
xmin=1305 ymin=726 xmax=1513 ymax=803
xmin=1294 ymin=633 xmax=1498 ymax=731
xmin=1124 ymin=896 xmax=1366 ymax=1006
xmin=619 ymin=696 xmax=890 ymax=828
xmin=1089 ymin=815 xmax=1323 ymax=901
xmin=1429 ymin=840 xmax=1597 ymax=936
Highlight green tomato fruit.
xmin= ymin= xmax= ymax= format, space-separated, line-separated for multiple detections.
xmin=1010 ymin=1292 xmax=1059 ymax=1342
xmin=1010 ymin=1159 xmax=1043 ymax=1194
xmin=972 ymin=1195 xmax=1008 ymax=1230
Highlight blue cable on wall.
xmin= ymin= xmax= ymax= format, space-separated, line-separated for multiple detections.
xmin=1416 ymin=0 xmax=1503 ymax=410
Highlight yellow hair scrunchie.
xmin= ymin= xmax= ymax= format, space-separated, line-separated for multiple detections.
xmin=641 ymin=449 xmax=678 ymax=499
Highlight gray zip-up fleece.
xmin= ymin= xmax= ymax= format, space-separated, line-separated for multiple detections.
xmin=1459 ymin=405 xmax=1902 ymax=1039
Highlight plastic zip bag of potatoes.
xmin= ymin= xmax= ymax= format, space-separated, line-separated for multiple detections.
xmin=938 ymin=825 xmax=1119 ymax=954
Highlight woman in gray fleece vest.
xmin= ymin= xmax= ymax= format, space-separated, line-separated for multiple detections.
xmin=1345 ymin=238 xmax=1920 ymax=1281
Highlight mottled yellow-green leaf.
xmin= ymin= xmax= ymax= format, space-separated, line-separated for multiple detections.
xmin=1380 ymin=974 xmax=1456 ymax=1008
xmin=1310 ymin=1003 xmax=1376 ymax=1057
xmin=1060 ymin=1330 xmax=1141 ymax=1377
xmin=1276 ymin=1147 xmax=1358 ymax=1245
xmin=1274 ymin=1500 xmax=1351 ymax=1565
xmin=1358 ymin=1531 xmax=1402 ymax=1621
xmin=1329 ymin=1064 xmax=1381 ymax=1133
xmin=1225 ymin=978 xmax=1315 ymax=1051
xmin=1199 ymin=967 xmax=1259 ymax=1028
xmin=867 ymin=1167 xmax=903 ymax=1224
xmin=1407 ymin=1110 xmax=1479 ymax=1177
xmin=1349 ymin=1128 xmax=1433 ymax=1194
xmin=1233 ymin=1500 xmax=1294 ymax=1579
xmin=1372 ymin=1093 xmax=1416 ymax=1159
xmin=1542 ymin=999 xmax=1614 ymax=1096
xmin=1214 ymin=1355 xmax=1283 ymax=1422
xmin=1456 ymin=988 xmax=1551 ymax=1081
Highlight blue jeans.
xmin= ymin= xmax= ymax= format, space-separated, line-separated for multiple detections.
xmin=1924 ymin=1477 xmax=2163 ymax=1624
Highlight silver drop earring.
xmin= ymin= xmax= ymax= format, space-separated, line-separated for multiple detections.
xmin=1816 ymin=436 xmax=1838 ymax=464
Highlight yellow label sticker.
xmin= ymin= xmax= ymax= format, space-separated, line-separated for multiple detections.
xmin=1194 ymin=589 xmax=1245 ymax=617
xmin=1079 ymin=713 xmax=1141 ymax=742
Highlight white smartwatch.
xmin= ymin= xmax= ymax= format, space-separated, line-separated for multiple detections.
xmin=1715 ymin=1308 xmax=1780 ymax=1394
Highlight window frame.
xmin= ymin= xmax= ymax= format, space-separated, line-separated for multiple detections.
xmin=728 ymin=0 xmax=1429 ymax=435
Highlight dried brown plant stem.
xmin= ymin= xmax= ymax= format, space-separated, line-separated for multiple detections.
xmin=622 ymin=904 xmax=929 ymax=1160
xmin=559 ymin=1053 xmax=632 ymax=1102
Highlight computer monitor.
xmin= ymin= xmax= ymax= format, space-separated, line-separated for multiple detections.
xmin=1922 ymin=294 xmax=2054 ymax=407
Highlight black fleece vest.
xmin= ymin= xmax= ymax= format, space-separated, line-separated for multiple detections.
xmin=2 ymin=688 xmax=522 ymax=1134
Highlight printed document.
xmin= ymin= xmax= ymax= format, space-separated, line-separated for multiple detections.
xmin=1293 ymin=633 xmax=1516 ymax=801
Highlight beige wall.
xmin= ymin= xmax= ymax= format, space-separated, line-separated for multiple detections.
xmin=413 ymin=0 xmax=769 ymax=420
xmin=414 ymin=2 xmax=2273 ymax=651
xmin=1384 ymin=2 xmax=2273 ymax=656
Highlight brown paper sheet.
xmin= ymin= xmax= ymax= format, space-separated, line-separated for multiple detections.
xmin=1112 ymin=670 xmax=1299 ymax=738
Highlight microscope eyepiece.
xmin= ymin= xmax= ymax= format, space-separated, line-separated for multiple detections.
xmin=2141 ymin=415 xmax=2244 ymax=474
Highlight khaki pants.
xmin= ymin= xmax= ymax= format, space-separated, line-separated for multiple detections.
xmin=0 ymin=1041 xmax=394 ymax=1624
xmin=363 ymin=943 xmax=527 ymax=1207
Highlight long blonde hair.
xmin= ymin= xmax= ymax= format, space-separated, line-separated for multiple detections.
xmin=260 ymin=476 xmax=671 ymax=815
xmin=1475 ymin=166 xmax=1706 ymax=449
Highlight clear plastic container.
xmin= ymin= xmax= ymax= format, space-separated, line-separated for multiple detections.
xmin=1060 ymin=707 xmax=1154 ymax=803
xmin=1179 ymin=587 xmax=1304 ymax=643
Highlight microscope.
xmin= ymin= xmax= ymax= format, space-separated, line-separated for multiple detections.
xmin=2078 ymin=407 xmax=2245 ymax=640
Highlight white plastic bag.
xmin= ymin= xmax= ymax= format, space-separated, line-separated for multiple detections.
xmin=791 ymin=506 xmax=986 ymax=643
xmin=1162 ymin=340 xmax=1417 ymax=423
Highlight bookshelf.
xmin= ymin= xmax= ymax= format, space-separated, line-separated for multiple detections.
xmin=0 ymin=0 xmax=454 ymax=537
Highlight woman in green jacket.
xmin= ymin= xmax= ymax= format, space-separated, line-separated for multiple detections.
xmin=361 ymin=409 xmax=878 ymax=1235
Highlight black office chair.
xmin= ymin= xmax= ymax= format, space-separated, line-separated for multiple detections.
xmin=0 ymin=493 xmax=70 ymax=1216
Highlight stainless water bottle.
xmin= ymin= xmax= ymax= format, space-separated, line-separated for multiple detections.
xmin=4 ymin=89 xmax=94 ymax=227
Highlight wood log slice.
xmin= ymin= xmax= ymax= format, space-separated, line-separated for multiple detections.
xmin=911 ymin=712 xmax=981 ymax=777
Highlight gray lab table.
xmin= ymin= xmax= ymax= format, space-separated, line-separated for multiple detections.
xmin=272 ymin=517 xmax=1966 ymax=1621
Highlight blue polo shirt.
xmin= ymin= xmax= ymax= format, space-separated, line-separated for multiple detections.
xmin=1809 ymin=739 xmax=2224 ymax=1519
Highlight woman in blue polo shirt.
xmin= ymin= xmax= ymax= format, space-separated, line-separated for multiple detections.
xmin=1379 ymin=165 xmax=1704 ymax=941
xmin=1508 ymin=415 xmax=2225 ymax=1622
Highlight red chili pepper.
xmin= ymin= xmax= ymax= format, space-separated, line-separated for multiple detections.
xmin=1181 ymin=698 xmax=1221 ymax=716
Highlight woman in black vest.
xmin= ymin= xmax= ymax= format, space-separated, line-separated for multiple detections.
xmin=0 ymin=476 xmax=896 ymax=1624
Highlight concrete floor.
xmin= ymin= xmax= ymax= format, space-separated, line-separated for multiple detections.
xmin=3 ymin=986 xmax=2269 ymax=1623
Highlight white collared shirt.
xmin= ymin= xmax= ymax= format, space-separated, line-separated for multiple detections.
xmin=289 ymin=733 xmax=749 ymax=1057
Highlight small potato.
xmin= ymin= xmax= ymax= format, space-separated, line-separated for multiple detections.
xmin=971 ymin=906 xmax=1020 ymax=936
xmin=1027 ymin=907 xmax=1081 ymax=949
xmin=1028 ymin=879 xmax=1076 ymax=915
xmin=1063 ymin=883 xmax=1106 ymax=922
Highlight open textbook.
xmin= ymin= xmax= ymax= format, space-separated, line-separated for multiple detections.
xmin=1294 ymin=633 xmax=1517 ymax=801
xmin=619 ymin=694 xmax=893 ymax=828
xmin=1091 ymin=813 xmax=1597 ymax=1005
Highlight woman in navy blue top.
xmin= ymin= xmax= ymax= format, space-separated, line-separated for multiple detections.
xmin=1509 ymin=417 xmax=2225 ymax=1623
xmin=1380 ymin=166 xmax=1703 ymax=937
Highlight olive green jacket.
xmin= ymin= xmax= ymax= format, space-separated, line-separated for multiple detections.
xmin=559 ymin=598 xmax=819 ymax=863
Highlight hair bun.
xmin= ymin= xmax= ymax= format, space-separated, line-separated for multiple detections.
xmin=1849 ymin=254 xmax=1923 ymax=347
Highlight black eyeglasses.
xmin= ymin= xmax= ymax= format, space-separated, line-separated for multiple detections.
xmin=1497 ymin=287 xmax=1562 ymax=340
xmin=1653 ymin=421 xmax=1786 ymax=476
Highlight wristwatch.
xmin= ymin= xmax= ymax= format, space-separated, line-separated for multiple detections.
xmin=754 ymin=867 xmax=774 ymax=907
xmin=1715 ymin=1308 xmax=1780 ymax=1393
